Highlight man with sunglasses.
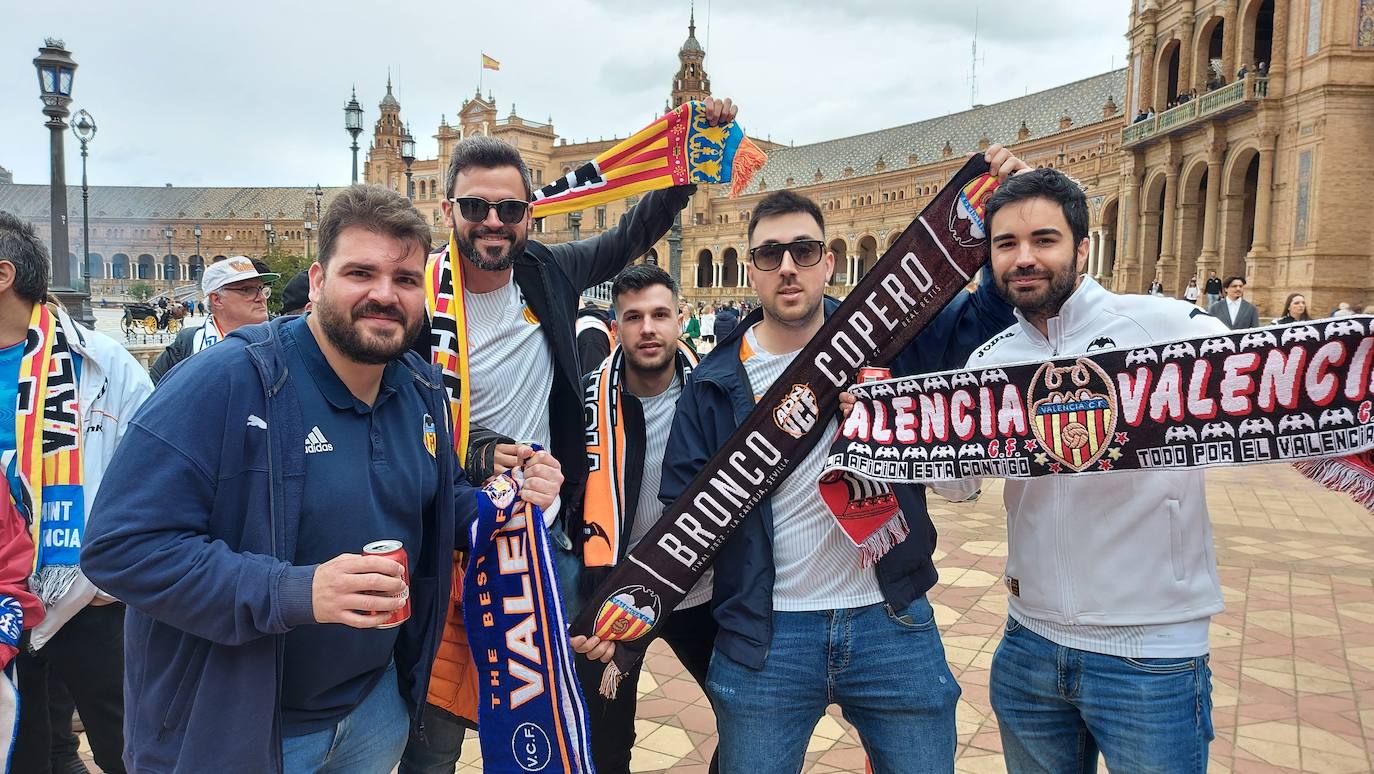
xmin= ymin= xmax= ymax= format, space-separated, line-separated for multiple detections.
xmin=402 ymin=99 xmax=738 ymax=773
xmin=656 ymin=146 xmax=1027 ymax=772
xmin=149 ymin=256 xmax=278 ymax=384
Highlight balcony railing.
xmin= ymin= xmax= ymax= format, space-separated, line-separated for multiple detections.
xmin=1122 ymin=76 xmax=1268 ymax=147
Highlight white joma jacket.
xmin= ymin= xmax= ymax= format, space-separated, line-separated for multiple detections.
xmin=30 ymin=305 xmax=153 ymax=649
xmin=967 ymin=276 xmax=1229 ymax=630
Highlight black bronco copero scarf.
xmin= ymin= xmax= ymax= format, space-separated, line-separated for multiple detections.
xmin=821 ymin=317 xmax=1374 ymax=512
xmin=569 ymin=157 xmax=1002 ymax=688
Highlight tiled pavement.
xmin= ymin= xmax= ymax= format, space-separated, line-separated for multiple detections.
xmin=78 ymin=463 xmax=1374 ymax=772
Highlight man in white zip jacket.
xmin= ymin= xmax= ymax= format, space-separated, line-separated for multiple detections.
xmin=968 ymin=170 xmax=1228 ymax=773
xmin=0 ymin=211 xmax=154 ymax=773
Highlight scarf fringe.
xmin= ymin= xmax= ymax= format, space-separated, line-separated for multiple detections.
xmin=858 ymin=512 xmax=910 ymax=568
xmin=1294 ymin=454 xmax=1374 ymax=512
xmin=598 ymin=660 xmax=626 ymax=699
xmin=729 ymin=137 xmax=768 ymax=198
xmin=30 ymin=566 xmax=81 ymax=608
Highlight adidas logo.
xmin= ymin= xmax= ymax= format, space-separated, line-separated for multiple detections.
xmin=305 ymin=426 xmax=334 ymax=454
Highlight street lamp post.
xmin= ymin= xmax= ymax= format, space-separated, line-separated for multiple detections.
xmin=668 ymin=211 xmax=682 ymax=277
xmin=401 ymin=125 xmax=416 ymax=200
xmin=304 ymin=220 xmax=314 ymax=262
xmin=193 ymin=225 xmax=202 ymax=280
xmin=314 ymin=184 xmax=324 ymax=224
xmin=163 ymin=227 xmax=174 ymax=285
xmin=34 ymin=39 xmax=94 ymax=327
xmin=263 ymin=222 xmax=275 ymax=256
xmin=344 ymin=89 xmax=364 ymax=183
xmin=72 ymin=109 xmax=95 ymax=293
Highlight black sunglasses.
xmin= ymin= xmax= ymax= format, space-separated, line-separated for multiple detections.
xmin=748 ymin=240 xmax=826 ymax=271
xmin=450 ymin=196 xmax=530 ymax=225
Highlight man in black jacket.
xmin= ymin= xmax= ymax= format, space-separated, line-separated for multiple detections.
xmin=402 ymin=98 xmax=738 ymax=773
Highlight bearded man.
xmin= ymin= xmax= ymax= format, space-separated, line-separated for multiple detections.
xmin=82 ymin=185 xmax=562 ymax=773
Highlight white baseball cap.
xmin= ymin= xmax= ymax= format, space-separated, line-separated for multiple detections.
xmin=202 ymin=256 xmax=280 ymax=295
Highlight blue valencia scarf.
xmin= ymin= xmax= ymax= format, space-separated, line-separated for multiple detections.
xmin=463 ymin=470 xmax=593 ymax=774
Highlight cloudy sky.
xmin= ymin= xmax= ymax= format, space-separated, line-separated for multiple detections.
xmin=2 ymin=0 xmax=1128 ymax=188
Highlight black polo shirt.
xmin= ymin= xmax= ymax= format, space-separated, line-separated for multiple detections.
xmin=278 ymin=316 xmax=438 ymax=736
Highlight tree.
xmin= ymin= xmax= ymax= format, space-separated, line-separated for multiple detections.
xmin=128 ymin=281 xmax=154 ymax=301
xmin=262 ymin=247 xmax=311 ymax=316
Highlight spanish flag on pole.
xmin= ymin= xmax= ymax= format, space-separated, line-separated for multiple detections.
xmin=481 ymin=54 xmax=500 ymax=71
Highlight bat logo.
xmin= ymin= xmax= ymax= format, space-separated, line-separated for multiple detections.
xmin=1279 ymin=413 xmax=1315 ymax=432
xmin=902 ymin=446 xmax=926 ymax=460
xmin=1319 ymin=407 xmax=1355 ymax=428
xmin=930 ymin=445 xmax=956 ymax=459
xmin=1087 ymin=336 xmax=1117 ymax=351
xmin=952 ymin=372 xmax=978 ymax=388
xmin=1125 ymin=348 xmax=1159 ymax=367
xmin=1161 ymin=342 xmax=1197 ymax=361
xmin=1280 ymin=325 xmax=1319 ymax=345
xmin=875 ymin=445 xmax=901 ymax=460
xmin=895 ymin=379 xmax=922 ymax=396
xmin=1200 ymin=421 xmax=1235 ymax=439
xmin=870 ymin=382 xmax=897 ymax=398
xmin=846 ymin=441 xmax=873 ymax=457
xmin=593 ymin=585 xmax=662 ymax=642
xmin=1238 ymin=417 xmax=1275 ymax=436
xmin=1239 ymin=330 xmax=1278 ymax=351
xmin=980 ymin=368 xmax=1009 ymax=384
xmin=1198 ymin=337 xmax=1236 ymax=356
xmin=1028 ymin=358 xmax=1118 ymax=472
xmin=958 ymin=443 xmax=985 ymax=458
xmin=1164 ymin=426 xmax=1198 ymax=443
xmin=923 ymin=375 xmax=950 ymax=391
xmin=1325 ymin=319 xmax=1364 ymax=338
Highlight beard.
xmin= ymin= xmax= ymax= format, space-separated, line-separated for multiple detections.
xmin=994 ymin=260 xmax=1079 ymax=320
xmin=762 ymin=282 xmax=822 ymax=328
xmin=455 ymin=224 xmax=527 ymax=272
xmin=622 ymin=336 xmax=676 ymax=378
xmin=315 ymin=290 xmax=422 ymax=365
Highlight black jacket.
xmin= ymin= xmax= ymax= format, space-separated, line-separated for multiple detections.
xmin=493 ymin=186 xmax=694 ymax=509
xmin=148 ymin=324 xmax=202 ymax=385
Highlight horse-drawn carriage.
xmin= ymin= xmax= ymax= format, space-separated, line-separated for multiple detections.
xmin=121 ymin=300 xmax=186 ymax=337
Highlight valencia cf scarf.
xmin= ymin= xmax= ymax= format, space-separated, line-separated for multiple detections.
xmin=425 ymin=240 xmax=472 ymax=457
xmin=820 ymin=316 xmax=1374 ymax=514
xmin=569 ymin=156 xmax=1002 ymax=689
xmin=10 ymin=304 xmax=84 ymax=606
xmin=463 ymin=471 xmax=593 ymax=774
xmin=529 ymin=100 xmax=767 ymax=218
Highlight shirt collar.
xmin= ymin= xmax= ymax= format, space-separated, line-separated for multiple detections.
xmin=287 ymin=316 xmax=413 ymax=411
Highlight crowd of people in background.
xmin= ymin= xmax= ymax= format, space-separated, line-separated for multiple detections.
xmin=1132 ymin=61 xmax=1269 ymax=123
xmin=1145 ymin=268 xmax=1371 ymax=330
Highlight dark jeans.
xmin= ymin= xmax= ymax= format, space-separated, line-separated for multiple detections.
xmin=577 ymin=602 xmax=719 ymax=774
xmin=397 ymin=703 xmax=474 ymax=774
xmin=47 ymin=678 xmax=87 ymax=774
xmin=13 ymin=604 xmax=127 ymax=774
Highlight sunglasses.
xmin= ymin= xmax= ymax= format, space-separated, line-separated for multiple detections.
xmin=747 ymin=240 xmax=826 ymax=272
xmin=450 ymin=196 xmax=530 ymax=225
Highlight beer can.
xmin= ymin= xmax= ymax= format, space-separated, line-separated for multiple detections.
xmin=856 ymin=366 xmax=892 ymax=384
xmin=362 ymin=539 xmax=411 ymax=628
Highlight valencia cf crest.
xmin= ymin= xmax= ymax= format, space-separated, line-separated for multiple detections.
xmin=948 ymin=173 xmax=998 ymax=248
xmin=774 ymin=384 xmax=819 ymax=439
xmin=422 ymin=414 xmax=437 ymax=458
xmin=592 ymin=585 xmax=661 ymax=642
xmin=1028 ymin=359 xmax=1118 ymax=472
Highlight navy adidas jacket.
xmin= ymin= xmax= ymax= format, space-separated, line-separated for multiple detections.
xmin=659 ymin=267 xmax=1013 ymax=669
xmin=82 ymin=317 xmax=477 ymax=773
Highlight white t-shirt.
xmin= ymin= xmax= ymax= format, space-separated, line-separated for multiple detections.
xmin=1226 ymin=296 xmax=1242 ymax=323
xmin=627 ymin=374 xmax=712 ymax=610
xmin=740 ymin=325 xmax=884 ymax=612
xmin=463 ymin=278 xmax=555 ymax=449
xmin=1184 ymin=286 xmax=1200 ymax=301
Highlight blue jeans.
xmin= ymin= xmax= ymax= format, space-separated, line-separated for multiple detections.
xmin=707 ymin=598 xmax=960 ymax=773
xmin=281 ymin=662 xmax=410 ymax=774
xmin=990 ymin=618 xmax=1214 ymax=774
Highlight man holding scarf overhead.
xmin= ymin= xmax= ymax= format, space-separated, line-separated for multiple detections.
xmin=0 ymin=210 xmax=154 ymax=774
xmin=408 ymin=97 xmax=741 ymax=772
xmin=644 ymin=146 xmax=1028 ymax=773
